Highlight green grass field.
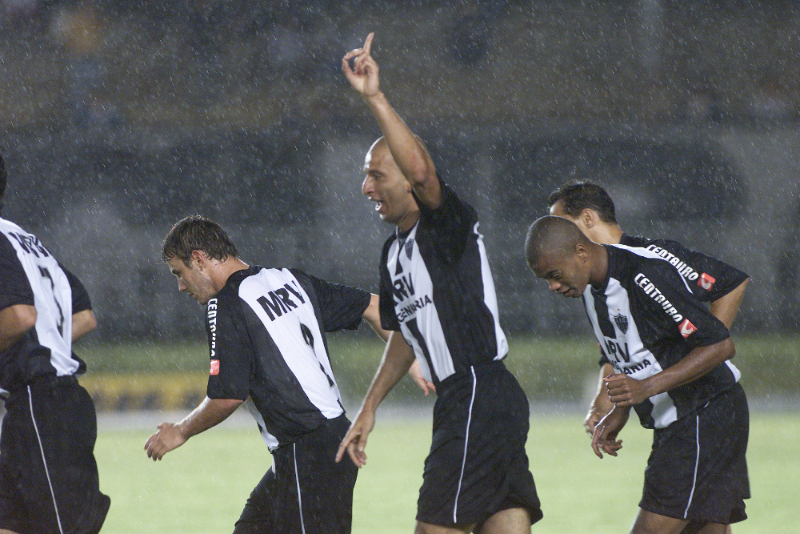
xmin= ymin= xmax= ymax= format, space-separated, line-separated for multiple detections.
xmin=95 ymin=411 xmax=799 ymax=534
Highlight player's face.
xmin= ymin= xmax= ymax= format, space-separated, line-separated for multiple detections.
xmin=167 ymin=256 xmax=217 ymax=305
xmin=362 ymin=144 xmax=415 ymax=226
xmin=530 ymin=248 xmax=590 ymax=298
xmin=548 ymin=200 xmax=585 ymax=230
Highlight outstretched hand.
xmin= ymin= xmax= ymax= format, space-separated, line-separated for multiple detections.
xmin=342 ymin=32 xmax=380 ymax=98
xmin=144 ymin=422 xmax=186 ymax=461
xmin=335 ymin=409 xmax=376 ymax=468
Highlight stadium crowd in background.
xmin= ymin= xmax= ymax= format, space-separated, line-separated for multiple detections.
xmin=336 ymin=33 xmax=543 ymax=534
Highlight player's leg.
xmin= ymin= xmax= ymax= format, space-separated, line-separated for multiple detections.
xmin=476 ymin=507 xmax=531 ymax=534
xmin=686 ymin=522 xmax=731 ymax=534
xmin=630 ymin=508 xmax=688 ymax=534
xmin=700 ymin=524 xmax=731 ymax=534
xmin=415 ymin=520 xmax=474 ymax=534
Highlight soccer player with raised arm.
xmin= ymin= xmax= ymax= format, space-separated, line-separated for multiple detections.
xmin=336 ymin=33 xmax=542 ymax=534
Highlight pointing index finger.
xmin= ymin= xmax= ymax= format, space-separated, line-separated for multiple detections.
xmin=363 ymin=32 xmax=374 ymax=56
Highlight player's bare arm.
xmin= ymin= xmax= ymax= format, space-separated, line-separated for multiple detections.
xmin=145 ymin=396 xmax=243 ymax=461
xmin=362 ymin=294 xmax=434 ymax=395
xmin=605 ymin=337 xmax=735 ymax=407
xmin=584 ymin=362 xmax=615 ymax=435
xmin=709 ymin=278 xmax=749 ymax=330
xmin=0 ymin=304 xmax=36 ymax=351
xmin=336 ymin=331 xmax=416 ymax=467
xmin=343 ymin=32 xmax=440 ymax=209
xmin=362 ymin=294 xmax=390 ymax=342
xmin=72 ymin=309 xmax=97 ymax=342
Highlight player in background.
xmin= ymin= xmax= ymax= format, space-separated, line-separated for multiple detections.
xmin=0 ymin=150 xmax=110 ymax=534
xmin=336 ymin=33 xmax=542 ymax=534
xmin=145 ymin=215 xmax=391 ymax=534
xmin=547 ymin=180 xmax=749 ymax=440
xmin=526 ymin=215 xmax=749 ymax=534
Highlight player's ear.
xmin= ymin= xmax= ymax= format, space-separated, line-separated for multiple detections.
xmin=580 ymin=208 xmax=596 ymax=229
xmin=574 ymin=242 xmax=589 ymax=260
xmin=190 ymin=249 xmax=206 ymax=269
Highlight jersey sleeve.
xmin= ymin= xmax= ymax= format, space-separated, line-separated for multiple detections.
xmin=417 ymin=178 xmax=478 ymax=265
xmin=291 ymin=269 xmax=371 ymax=332
xmin=634 ymin=260 xmax=730 ymax=349
xmin=206 ymin=290 xmax=252 ymax=401
xmin=62 ymin=267 xmax=92 ymax=313
xmin=657 ymin=239 xmax=748 ymax=302
xmin=0 ymin=234 xmax=34 ymax=311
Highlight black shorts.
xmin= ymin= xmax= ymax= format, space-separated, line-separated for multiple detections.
xmin=233 ymin=414 xmax=358 ymax=534
xmin=0 ymin=375 xmax=110 ymax=534
xmin=417 ymin=362 xmax=543 ymax=528
xmin=640 ymin=383 xmax=749 ymax=525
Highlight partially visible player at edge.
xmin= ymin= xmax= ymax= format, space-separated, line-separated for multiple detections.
xmin=336 ymin=33 xmax=542 ymax=534
xmin=547 ymin=180 xmax=749 ymax=444
xmin=525 ymin=215 xmax=749 ymax=534
xmin=145 ymin=215 xmax=393 ymax=534
xmin=0 ymin=150 xmax=110 ymax=534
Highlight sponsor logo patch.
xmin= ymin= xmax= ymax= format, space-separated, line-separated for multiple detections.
xmin=698 ymin=273 xmax=716 ymax=291
xmin=679 ymin=319 xmax=697 ymax=338
xmin=210 ymin=359 xmax=220 ymax=375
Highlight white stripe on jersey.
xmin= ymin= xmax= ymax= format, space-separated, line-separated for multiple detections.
xmin=387 ymin=223 xmax=454 ymax=383
xmin=474 ymin=222 xmax=508 ymax=362
xmin=0 ymin=218 xmax=76 ymax=376
xmin=244 ymin=398 xmax=280 ymax=450
xmin=584 ymin=280 xmax=675 ymax=428
xmin=239 ymin=269 xmax=344 ymax=421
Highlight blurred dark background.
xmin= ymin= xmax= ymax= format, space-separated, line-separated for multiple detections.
xmin=1 ymin=0 xmax=798 ymax=341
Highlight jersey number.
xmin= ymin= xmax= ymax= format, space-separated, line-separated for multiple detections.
xmin=299 ymin=322 xmax=335 ymax=388
xmin=39 ymin=266 xmax=65 ymax=337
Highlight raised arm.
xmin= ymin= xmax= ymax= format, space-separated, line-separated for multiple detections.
xmin=342 ymin=32 xmax=440 ymax=208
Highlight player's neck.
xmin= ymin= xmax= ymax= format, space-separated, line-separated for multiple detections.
xmin=214 ymin=258 xmax=249 ymax=290
xmin=588 ymin=224 xmax=624 ymax=245
xmin=395 ymin=209 xmax=420 ymax=233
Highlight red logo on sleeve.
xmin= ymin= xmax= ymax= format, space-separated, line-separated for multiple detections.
xmin=698 ymin=273 xmax=716 ymax=291
xmin=679 ymin=319 xmax=698 ymax=338
xmin=210 ymin=360 xmax=220 ymax=375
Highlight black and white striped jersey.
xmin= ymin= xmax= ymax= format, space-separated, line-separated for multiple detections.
xmin=205 ymin=265 xmax=370 ymax=451
xmin=620 ymin=234 xmax=749 ymax=303
xmin=584 ymin=245 xmax=739 ymax=429
xmin=378 ymin=180 xmax=508 ymax=385
xmin=0 ymin=216 xmax=92 ymax=394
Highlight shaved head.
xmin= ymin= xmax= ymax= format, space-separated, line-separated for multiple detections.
xmin=525 ymin=215 xmax=590 ymax=268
